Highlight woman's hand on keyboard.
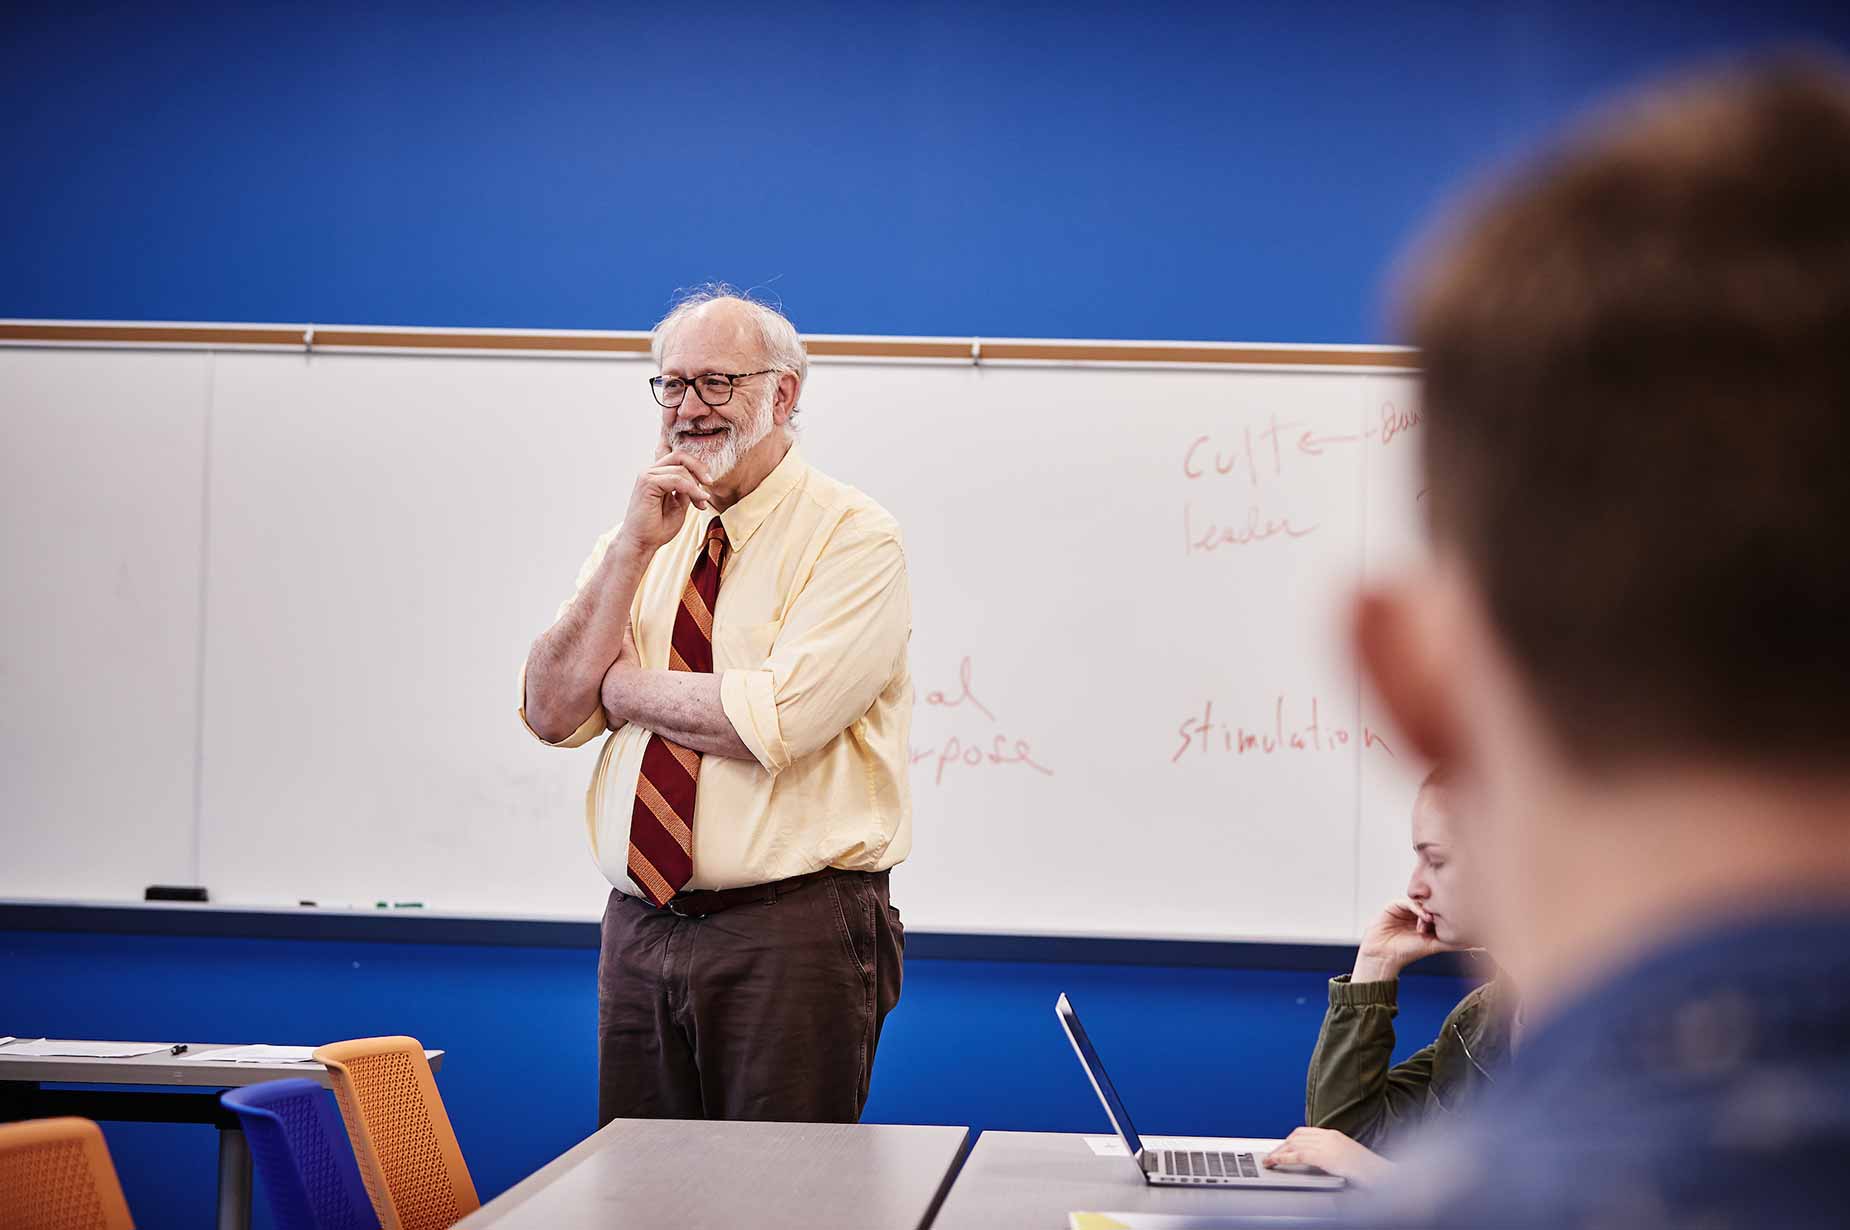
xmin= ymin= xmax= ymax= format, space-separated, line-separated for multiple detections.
xmin=1263 ymin=1127 xmax=1394 ymax=1186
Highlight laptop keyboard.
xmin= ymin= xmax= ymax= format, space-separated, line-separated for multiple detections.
xmin=1164 ymin=1149 xmax=1261 ymax=1180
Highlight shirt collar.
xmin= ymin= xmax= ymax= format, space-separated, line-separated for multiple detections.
xmin=714 ymin=443 xmax=806 ymax=553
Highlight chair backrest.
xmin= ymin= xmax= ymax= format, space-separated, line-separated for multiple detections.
xmin=220 ymin=1079 xmax=378 ymax=1230
xmin=311 ymin=1037 xmax=478 ymax=1230
xmin=0 ymin=1117 xmax=135 ymax=1230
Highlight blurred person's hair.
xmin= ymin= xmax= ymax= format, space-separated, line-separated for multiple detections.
xmin=1398 ymin=55 xmax=1850 ymax=771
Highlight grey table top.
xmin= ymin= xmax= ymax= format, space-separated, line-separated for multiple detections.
xmin=931 ymin=1132 xmax=1354 ymax=1230
xmin=454 ymin=1118 xmax=970 ymax=1230
xmin=0 ymin=1041 xmax=444 ymax=1089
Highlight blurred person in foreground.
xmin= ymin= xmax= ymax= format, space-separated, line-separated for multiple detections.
xmin=1350 ymin=58 xmax=1850 ymax=1228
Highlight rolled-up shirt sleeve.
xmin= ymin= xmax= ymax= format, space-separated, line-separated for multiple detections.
xmin=720 ymin=514 xmax=910 ymax=775
xmin=518 ymin=658 xmax=608 ymax=747
xmin=518 ymin=526 xmax=623 ymax=748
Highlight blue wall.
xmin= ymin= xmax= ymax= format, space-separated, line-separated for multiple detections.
xmin=5 ymin=2 xmax=1846 ymax=342
xmin=1 ymin=925 xmax=1466 ymax=1228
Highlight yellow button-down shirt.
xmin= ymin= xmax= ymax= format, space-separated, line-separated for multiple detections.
xmin=521 ymin=446 xmax=914 ymax=894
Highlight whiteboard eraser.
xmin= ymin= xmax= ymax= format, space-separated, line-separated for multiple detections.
xmin=145 ymin=885 xmax=209 ymax=902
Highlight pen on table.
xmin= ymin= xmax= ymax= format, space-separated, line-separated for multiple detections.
xmin=170 ymin=1044 xmax=188 ymax=1055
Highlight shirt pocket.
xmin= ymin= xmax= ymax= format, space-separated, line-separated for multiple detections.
xmin=713 ymin=619 xmax=783 ymax=671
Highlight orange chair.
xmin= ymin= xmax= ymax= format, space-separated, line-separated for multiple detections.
xmin=312 ymin=1037 xmax=477 ymax=1230
xmin=0 ymin=1117 xmax=135 ymax=1230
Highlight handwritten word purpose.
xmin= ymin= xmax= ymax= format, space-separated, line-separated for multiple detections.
xmin=911 ymin=657 xmax=1054 ymax=786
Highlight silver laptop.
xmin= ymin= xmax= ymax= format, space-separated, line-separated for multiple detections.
xmin=1056 ymin=993 xmax=1346 ymax=1191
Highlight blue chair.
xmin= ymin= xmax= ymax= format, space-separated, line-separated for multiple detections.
xmin=221 ymin=1078 xmax=380 ymax=1230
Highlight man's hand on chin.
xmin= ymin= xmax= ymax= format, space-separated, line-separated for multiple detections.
xmin=617 ymin=449 xmax=714 ymax=559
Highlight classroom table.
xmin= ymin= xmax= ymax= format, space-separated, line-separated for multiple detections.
xmin=452 ymin=1117 xmax=970 ymax=1230
xmin=0 ymin=1040 xmax=444 ymax=1230
xmin=931 ymin=1131 xmax=1352 ymax=1229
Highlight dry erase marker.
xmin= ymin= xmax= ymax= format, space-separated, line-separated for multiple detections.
xmin=170 ymin=1044 xmax=188 ymax=1055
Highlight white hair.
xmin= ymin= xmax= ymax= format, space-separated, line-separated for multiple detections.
xmin=650 ymin=284 xmax=808 ymax=419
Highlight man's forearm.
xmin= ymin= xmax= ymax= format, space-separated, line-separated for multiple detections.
xmin=602 ymin=666 xmax=755 ymax=761
xmin=525 ymin=541 xmax=650 ymax=741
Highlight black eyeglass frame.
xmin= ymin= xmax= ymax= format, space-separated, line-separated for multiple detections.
xmin=648 ymin=369 xmax=776 ymax=409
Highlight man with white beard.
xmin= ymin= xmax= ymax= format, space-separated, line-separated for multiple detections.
xmin=521 ymin=288 xmax=914 ymax=1125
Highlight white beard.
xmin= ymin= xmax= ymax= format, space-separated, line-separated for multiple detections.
xmin=666 ymin=388 xmax=774 ymax=482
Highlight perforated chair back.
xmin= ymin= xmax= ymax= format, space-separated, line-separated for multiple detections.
xmin=0 ymin=1117 xmax=134 ymax=1230
xmin=220 ymin=1079 xmax=378 ymax=1230
xmin=311 ymin=1037 xmax=477 ymax=1230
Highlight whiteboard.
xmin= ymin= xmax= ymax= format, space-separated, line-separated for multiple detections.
xmin=0 ymin=349 xmax=210 ymax=900
xmin=0 ymin=345 xmax=1428 ymax=940
xmin=805 ymin=363 xmax=1428 ymax=939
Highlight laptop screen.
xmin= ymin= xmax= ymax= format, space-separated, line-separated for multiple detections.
xmin=1055 ymin=993 xmax=1145 ymax=1157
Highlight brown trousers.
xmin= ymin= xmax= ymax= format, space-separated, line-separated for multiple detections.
xmin=597 ymin=868 xmax=904 ymax=1125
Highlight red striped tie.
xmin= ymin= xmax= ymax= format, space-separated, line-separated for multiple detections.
xmin=626 ymin=519 xmax=730 ymax=907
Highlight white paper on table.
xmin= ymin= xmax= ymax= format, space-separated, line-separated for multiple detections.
xmin=1085 ymin=1136 xmax=1131 ymax=1156
xmin=182 ymin=1044 xmax=320 ymax=1063
xmin=0 ymin=1038 xmax=19 ymax=1047
xmin=0 ymin=1040 xmax=173 ymax=1057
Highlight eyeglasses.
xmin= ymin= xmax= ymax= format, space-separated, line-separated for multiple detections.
xmin=649 ymin=370 xmax=774 ymax=409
